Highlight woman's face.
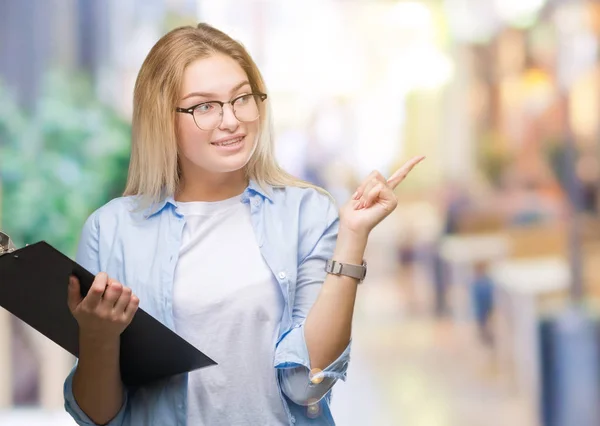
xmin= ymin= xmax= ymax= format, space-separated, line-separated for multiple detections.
xmin=176 ymin=53 xmax=260 ymax=177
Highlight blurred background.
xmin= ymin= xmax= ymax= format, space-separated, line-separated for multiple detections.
xmin=1 ymin=0 xmax=600 ymax=425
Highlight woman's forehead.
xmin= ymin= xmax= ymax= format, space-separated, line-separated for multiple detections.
xmin=181 ymin=54 xmax=248 ymax=98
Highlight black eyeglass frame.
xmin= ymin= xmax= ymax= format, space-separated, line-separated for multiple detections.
xmin=175 ymin=92 xmax=268 ymax=129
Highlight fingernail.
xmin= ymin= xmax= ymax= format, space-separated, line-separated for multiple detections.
xmin=352 ymin=191 xmax=359 ymax=200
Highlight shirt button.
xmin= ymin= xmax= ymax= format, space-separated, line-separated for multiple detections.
xmin=252 ymin=198 xmax=260 ymax=207
xmin=278 ymin=271 xmax=286 ymax=280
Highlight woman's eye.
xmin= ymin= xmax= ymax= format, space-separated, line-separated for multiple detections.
xmin=236 ymin=95 xmax=251 ymax=104
xmin=195 ymin=103 xmax=214 ymax=114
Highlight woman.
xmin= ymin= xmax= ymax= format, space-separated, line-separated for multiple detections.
xmin=63 ymin=23 xmax=423 ymax=426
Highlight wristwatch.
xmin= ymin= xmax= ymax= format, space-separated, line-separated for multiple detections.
xmin=325 ymin=259 xmax=367 ymax=283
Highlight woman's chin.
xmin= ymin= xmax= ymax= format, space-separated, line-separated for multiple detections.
xmin=203 ymin=154 xmax=253 ymax=174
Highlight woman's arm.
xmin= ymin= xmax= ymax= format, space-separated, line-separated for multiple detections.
xmin=303 ymin=227 xmax=366 ymax=370
xmin=64 ymin=213 xmax=138 ymax=426
xmin=73 ymin=333 xmax=124 ymax=425
xmin=304 ymin=157 xmax=424 ymax=373
xmin=276 ymin=157 xmax=424 ymax=405
xmin=68 ymin=273 xmax=138 ymax=425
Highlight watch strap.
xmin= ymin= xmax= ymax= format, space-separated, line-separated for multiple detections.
xmin=325 ymin=259 xmax=367 ymax=282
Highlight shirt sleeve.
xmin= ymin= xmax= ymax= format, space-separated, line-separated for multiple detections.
xmin=274 ymin=190 xmax=352 ymax=406
xmin=64 ymin=360 xmax=129 ymax=426
xmin=63 ymin=211 xmax=130 ymax=426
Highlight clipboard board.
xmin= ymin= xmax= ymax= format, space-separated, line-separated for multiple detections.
xmin=0 ymin=234 xmax=217 ymax=387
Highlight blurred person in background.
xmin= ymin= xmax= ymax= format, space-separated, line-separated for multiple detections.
xmin=62 ymin=23 xmax=423 ymax=426
xmin=442 ymin=180 xmax=471 ymax=235
xmin=428 ymin=182 xmax=472 ymax=318
xmin=470 ymin=261 xmax=495 ymax=346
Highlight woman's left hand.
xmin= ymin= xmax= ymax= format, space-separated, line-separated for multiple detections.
xmin=339 ymin=156 xmax=425 ymax=238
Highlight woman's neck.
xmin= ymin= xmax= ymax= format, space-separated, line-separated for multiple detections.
xmin=175 ymin=170 xmax=248 ymax=202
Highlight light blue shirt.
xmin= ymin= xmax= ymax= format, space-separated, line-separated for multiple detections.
xmin=63 ymin=180 xmax=352 ymax=426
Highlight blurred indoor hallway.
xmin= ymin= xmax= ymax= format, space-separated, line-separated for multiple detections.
xmin=331 ymin=218 xmax=534 ymax=426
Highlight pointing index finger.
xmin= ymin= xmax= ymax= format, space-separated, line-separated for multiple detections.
xmin=387 ymin=156 xmax=425 ymax=189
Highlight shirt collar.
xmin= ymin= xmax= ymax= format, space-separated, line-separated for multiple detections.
xmin=141 ymin=179 xmax=275 ymax=220
xmin=142 ymin=193 xmax=176 ymax=220
xmin=246 ymin=179 xmax=274 ymax=202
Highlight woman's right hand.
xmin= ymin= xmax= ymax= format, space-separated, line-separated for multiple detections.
xmin=67 ymin=272 xmax=139 ymax=341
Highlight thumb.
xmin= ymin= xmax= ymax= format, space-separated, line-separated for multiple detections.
xmin=67 ymin=275 xmax=83 ymax=313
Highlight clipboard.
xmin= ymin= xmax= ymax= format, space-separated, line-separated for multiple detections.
xmin=0 ymin=233 xmax=217 ymax=386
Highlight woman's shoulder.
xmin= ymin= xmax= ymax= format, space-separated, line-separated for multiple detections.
xmin=273 ymin=184 xmax=336 ymax=209
xmin=85 ymin=196 xmax=142 ymax=226
xmin=272 ymin=185 xmax=339 ymax=228
xmin=273 ymin=186 xmax=339 ymax=256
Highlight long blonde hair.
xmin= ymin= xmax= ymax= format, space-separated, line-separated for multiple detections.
xmin=124 ymin=23 xmax=328 ymax=205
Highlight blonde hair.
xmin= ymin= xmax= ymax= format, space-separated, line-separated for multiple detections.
xmin=124 ymin=23 xmax=328 ymax=205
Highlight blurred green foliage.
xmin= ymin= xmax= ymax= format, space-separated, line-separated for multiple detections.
xmin=0 ymin=71 xmax=131 ymax=256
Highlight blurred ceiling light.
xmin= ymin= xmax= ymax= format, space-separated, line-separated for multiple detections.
xmin=552 ymin=3 xmax=598 ymax=90
xmin=195 ymin=0 xmax=255 ymax=53
xmin=444 ymin=0 xmax=501 ymax=43
xmin=353 ymin=91 xmax=406 ymax=178
xmin=494 ymin=0 xmax=547 ymax=27
xmin=552 ymin=1 xmax=590 ymax=34
xmin=387 ymin=1 xmax=433 ymax=30
xmin=388 ymin=46 xmax=454 ymax=92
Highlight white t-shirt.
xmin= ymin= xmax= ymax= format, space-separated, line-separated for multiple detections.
xmin=172 ymin=194 xmax=289 ymax=425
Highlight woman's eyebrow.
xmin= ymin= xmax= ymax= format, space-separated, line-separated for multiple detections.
xmin=182 ymin=81 xmax=251 ymax=100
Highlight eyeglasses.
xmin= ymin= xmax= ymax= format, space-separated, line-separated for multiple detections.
xmin=176 ymin=92 xmax=267 ymax=130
